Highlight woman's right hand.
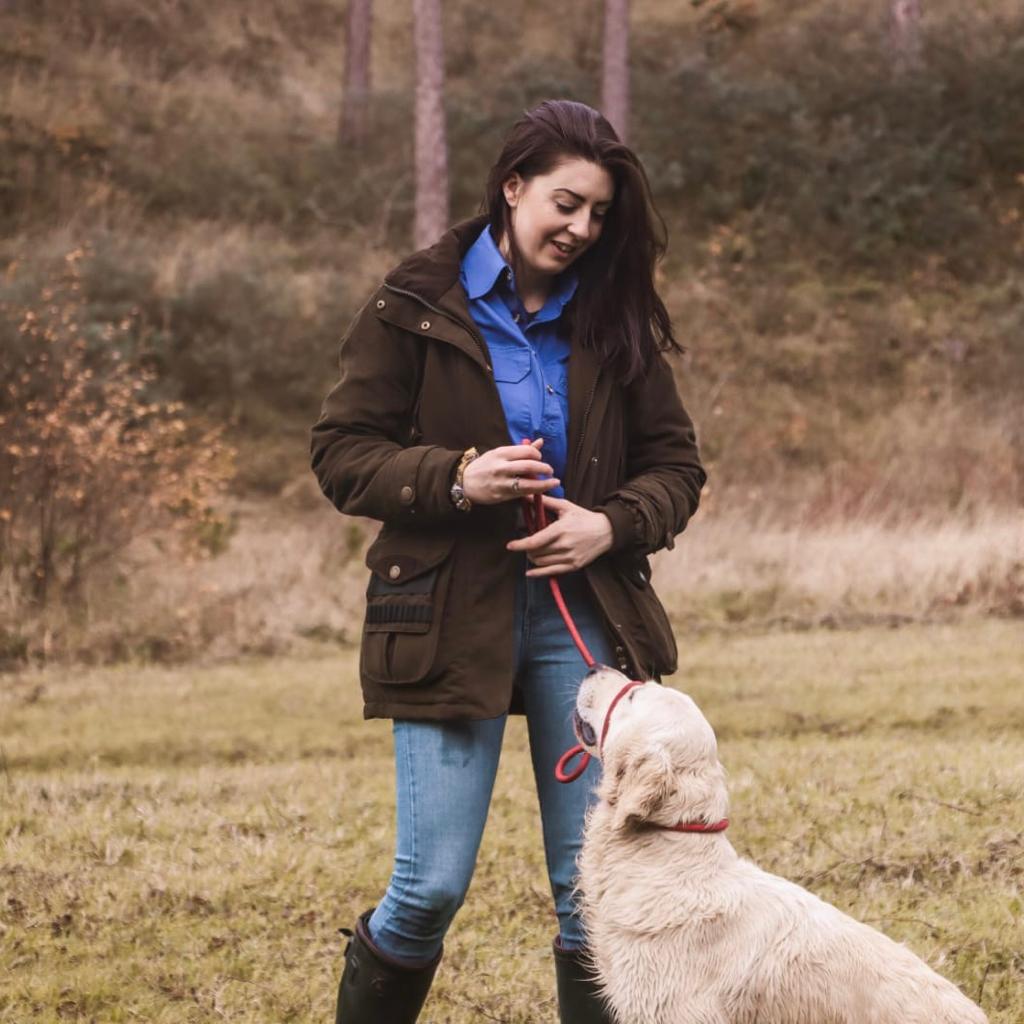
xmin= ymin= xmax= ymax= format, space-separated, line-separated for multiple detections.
xmin=462 ymin=438 xmax=560 ymax=505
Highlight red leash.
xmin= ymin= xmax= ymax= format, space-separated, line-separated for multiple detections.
xmin=519 ymin=485 xmax=597 ymax=672
xmin=514 ymin=438 xmax=615 ymax=783
xmin=517 ymin=444 xmax=730 ymax=833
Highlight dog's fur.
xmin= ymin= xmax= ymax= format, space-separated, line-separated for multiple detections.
xmin=573 ymin=668 xmax=988 ymax=1024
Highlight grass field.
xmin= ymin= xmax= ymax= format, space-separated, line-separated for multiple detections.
xmin=1 ymin=618 xmax=1021 ymax=1023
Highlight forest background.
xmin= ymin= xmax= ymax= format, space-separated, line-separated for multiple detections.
xmin=0 ymin=0 xmax=1022 ymax=667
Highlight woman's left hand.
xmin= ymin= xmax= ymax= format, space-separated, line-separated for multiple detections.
xmin=506 ymin=496 xmax=614 ymax=577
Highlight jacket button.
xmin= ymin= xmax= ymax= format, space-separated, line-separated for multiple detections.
xmin=388 ymin=564 xmax=401 ymax=580
xmin=591 ymin=456 xmax=598 ymax=464
xmin=376 ymin=299 xmax=386 ymax=309
xmin=399 ymin=485 xmax=414 ymax=504
xmin=420 ymin=320 xmax=431 ymax=331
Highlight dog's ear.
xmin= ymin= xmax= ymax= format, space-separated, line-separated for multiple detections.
xmin=604 ymin=733 xmax=729 ymax=830
xmin=607 ymin=745 xmax=675 ymax=831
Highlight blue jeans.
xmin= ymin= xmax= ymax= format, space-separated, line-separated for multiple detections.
xmin=367 ymin=557 xmax=615 ymax=964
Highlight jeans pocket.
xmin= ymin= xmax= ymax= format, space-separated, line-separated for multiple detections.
xmin=360 ymin=531 xmax=455 ymax=685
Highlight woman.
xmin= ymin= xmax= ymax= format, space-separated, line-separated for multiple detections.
xmin=310 ymin=99 xmax=706 ymax=1023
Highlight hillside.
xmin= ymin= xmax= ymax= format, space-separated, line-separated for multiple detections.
xmin=1 ymin=0 xmax=1022 ymax=663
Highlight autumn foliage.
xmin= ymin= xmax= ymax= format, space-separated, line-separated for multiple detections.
xmin=0 ymin=248 xmax=234 ymax=618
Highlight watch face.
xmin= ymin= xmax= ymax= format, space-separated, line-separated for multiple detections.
xmin=450 ymin=481 xmax=469 ymax=510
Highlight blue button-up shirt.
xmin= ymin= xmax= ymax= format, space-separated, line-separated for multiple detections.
xmin=459 ymin=225 xmax=577 ymax=499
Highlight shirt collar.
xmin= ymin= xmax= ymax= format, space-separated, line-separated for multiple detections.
xmin=460 ymin=224 xmax=578 ymax=313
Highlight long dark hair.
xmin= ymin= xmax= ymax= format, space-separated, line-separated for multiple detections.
xmin=482 ymin=99 xmax=681 ymax=384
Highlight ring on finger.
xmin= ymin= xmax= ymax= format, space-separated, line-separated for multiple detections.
xmin=511 ymin=475 xmax=520 ymax=493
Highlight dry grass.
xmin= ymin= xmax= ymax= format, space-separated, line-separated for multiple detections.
xmin=662 ymin=506 xmax=1024 ymax=627
xmin=1 ymin=619 xmax=1021 ymax=1022
xmin=42 ymin=492 xmax=1021 ymax=667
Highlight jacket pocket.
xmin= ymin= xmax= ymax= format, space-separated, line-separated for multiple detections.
xmin=360 ymin=530 xmax=455 ymax=685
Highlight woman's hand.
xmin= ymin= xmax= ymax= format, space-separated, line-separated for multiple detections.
xmin=506 ymin=495 xmax=614 ymax=576
xmin=462 ymin=438 xmax=560 ymax=505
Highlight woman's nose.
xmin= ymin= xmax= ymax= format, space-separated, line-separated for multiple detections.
xmin=567 ymin=214 xmax=590 ymax=242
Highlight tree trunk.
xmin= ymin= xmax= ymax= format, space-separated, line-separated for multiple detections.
xmin=602 ymin=0 xmax=630 ymax=144
xmin=890 ymin=0 xmax=924 ymax=74
xmin=338 ymin=0 xmax=373 ymax=147
xmin=412 ymin=0 xmax=449 ymax=249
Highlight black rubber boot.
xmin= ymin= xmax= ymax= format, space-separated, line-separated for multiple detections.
xmin=334 ymin=908 xmax=442 ymax=1023
xmin=552 ymin=936 xmax=616 ymax=1023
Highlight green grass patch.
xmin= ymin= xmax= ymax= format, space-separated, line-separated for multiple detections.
xmin=1 ymin=619 xmax=1021 ymax=1021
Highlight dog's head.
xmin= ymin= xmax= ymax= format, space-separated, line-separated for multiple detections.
xmin=574 ymin=665 xmax=728 ymax=831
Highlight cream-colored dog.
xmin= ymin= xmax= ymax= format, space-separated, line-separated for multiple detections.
xmin=572 ymin=665 xmax=988 ymax=1024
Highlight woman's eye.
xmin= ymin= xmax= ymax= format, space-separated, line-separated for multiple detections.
xmin=556 ymin=201 xmax=607 ymax=220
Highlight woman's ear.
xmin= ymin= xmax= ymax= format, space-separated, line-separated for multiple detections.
xmin=503 ymin=172 xmax=523 ymax=208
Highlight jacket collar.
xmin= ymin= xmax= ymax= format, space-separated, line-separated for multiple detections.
xmin=384 ymin=213 xmax=491 ymax=304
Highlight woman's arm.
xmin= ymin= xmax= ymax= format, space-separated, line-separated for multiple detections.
xmin=310 ymin=291 xmax=464 ymax=525
xmin=592 ymin=348 xmax=707 ymax=557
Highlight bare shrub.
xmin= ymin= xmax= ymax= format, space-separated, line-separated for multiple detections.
xmin=0 ymin=247 xmax=234 ymax=631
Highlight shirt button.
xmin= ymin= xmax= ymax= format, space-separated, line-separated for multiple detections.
xmin=376 ymin=299 xmax=386 ymax=309
xmin=388 ymin=564 xmax=401 ymax=580
xmin=546 ymin=384 xmax=554 ymax=394
xmin=513 ymin=312 xmax=520 ymax=323
xmin=420 ymin=320 xmax=431 ymax=331
xmin=399 ymin=485 xmax=414 ymax=504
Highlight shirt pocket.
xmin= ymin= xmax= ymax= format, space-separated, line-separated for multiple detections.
xmin=491 ymin=347 xmax=531 ymax=384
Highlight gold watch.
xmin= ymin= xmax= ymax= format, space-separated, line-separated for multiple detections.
xmin=450 ymin=447 xmax=478 ymax=512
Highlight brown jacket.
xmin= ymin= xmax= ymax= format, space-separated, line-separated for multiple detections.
xmin=310 ymin=213 xmax=706 ymax=720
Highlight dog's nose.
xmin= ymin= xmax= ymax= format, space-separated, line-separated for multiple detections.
xmin=586 ymin=663 xmax=608 ymax=676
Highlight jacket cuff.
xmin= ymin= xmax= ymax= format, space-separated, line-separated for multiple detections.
xmin=593 ymin=497 xmax=644 ymax=555
xmin=386 ymin=445 xmax=465 ymax=522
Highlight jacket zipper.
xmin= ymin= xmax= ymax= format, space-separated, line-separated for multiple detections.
xmin=569 ymin=367 xmax=600 ymax=495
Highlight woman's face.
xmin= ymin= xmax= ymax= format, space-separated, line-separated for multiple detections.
xmin=502 ymin=157 xmax=614 ymax=281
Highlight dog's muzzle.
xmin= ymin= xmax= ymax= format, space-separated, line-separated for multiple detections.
xmin=573 ymin=709 xmax=597 ymax=748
